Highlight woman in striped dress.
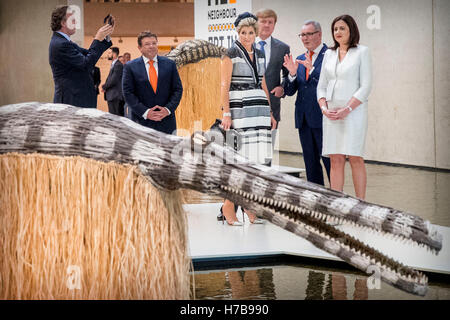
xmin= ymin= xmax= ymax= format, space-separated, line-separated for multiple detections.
xmin=220 ymin=12 xmax=276 ymax=226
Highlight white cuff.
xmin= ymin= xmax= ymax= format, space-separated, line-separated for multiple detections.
xmin=288 ymin=74 xmax=297 ymax=82
xmin=143 ymin=107 xmax=171 ymax=119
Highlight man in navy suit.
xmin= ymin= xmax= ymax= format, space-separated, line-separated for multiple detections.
xmin=255 ymin=8 xmax=290 ymax=129
xmin=122 ymin=31 xmax=183 ymax=134
xmin=49 ymin=5 xmax=113 ymax=108
xmin=284 ymin=21 xmax=330 ymax=186
xmin=102 ymin=47 xmax=124 ymax=116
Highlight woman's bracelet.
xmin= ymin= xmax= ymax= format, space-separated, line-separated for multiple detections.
xmin=223 ymin=112 xmax=231 ymax=117
xmin=346 ymin=106 xmax=353 ymax=112
xmin=320 ymin=106 xmax=327 ymax=112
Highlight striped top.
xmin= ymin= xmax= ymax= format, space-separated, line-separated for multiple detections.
xmin=225 ymin=40 xmax=272 ymax=164
xmin=226 ymin=41 xmax=266 ymax=91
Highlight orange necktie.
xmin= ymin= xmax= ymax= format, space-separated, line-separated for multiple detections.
xmin=148 ymin=60 xmax=158 ymax=92
xmin=305 ymin=50 xmax=314 ymax=81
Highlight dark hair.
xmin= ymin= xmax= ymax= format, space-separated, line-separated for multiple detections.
xmin=51 ymin=5 xmax=68 ymax=31
xmin=111 ymin=47 xmax=120 ymax=55
xmin=137 ymin=31 xmax=158 ymax=46
xmin=234 ymin=12 xmax=258 ymax=29
xmin=330 ymin=14 xmax=360 ymax=50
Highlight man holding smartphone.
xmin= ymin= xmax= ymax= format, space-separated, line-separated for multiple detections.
xmin=49 ymin=5 xmax=114 ymax=108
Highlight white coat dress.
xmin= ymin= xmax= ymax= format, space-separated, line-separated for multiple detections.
xmin=317 ymin=44 xmax=372 ymax=157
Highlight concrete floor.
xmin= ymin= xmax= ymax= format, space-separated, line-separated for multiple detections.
xmin=272 ymin=152 xmax=450 ymax=227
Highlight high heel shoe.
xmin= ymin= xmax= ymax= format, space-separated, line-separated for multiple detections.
xmin=220 ymin=206 xmax=243 ymax=226
xmin=242 ymin=209 xmax=264 ymax=224
xmin=217 ymin=204 xmax=239 ymax=221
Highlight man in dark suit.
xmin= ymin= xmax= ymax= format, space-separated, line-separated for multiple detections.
xmin=255 ymin=9 xmax=290 ymax=130
xmin=49 ymin=5 xmax=113 ymax=108
xmin=92 ymin=66 xmax=101 ymax=96
xmin=122 ymin=31 xmax=183 ymax=134
xmin=102 ymin=47 xmax=124 ymax=116
xmin=284 ymin=20 xmax=330 ymax=186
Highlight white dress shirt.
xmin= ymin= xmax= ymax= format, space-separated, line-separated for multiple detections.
xmin=141 ymin=55 xmax=171 ymax=118
xmin=288 ymin=43 xmax=324 ymax=82
xmin=256 ymin=36 xmax=271 ymax=68
xmin=111 ymin=58 xmax=118 ymax=68
xmin=142 ymin=55 xmax=159 ymax=78
xmin=56 ymin=31 xmax=71 ymax=42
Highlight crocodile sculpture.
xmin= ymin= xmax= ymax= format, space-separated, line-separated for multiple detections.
xmin=0 ymin=102 xmax=442 ymax=296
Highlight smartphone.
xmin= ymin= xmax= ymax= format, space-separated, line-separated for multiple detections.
xmin=103 ymin=14 xmax=114 ymax=26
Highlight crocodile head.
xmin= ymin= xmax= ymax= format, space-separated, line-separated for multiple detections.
xmin=0 ymin=102 xmax=442 ymax=296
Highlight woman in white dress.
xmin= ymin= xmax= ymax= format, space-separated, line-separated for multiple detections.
xmin=317 ymin=15 xmax=372 ymax=199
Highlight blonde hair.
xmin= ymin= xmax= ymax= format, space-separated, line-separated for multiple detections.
xmin=255 ymin=8 xmax=277 ymax=23
xmin=236 ymin=17 xmax=258 ymax=35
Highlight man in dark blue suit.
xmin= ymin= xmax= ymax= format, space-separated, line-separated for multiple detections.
xmin=284 ymin=21 xmax=330 ymax=186
xmin=122 ymin=31 xmax=183 ymax=134
xmin=102 ymin=47 xmax=124 ymax=116
xmin=49 ymin=5 xmax=113 ymax=108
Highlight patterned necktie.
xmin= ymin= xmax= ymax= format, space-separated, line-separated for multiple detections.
xmin=148 ymin=60 xmax=158 ymax=92
xmin=305 ymin=50 xmax=314 ymax=81
xmin=259 ymin=40 xmax=266 ymax=66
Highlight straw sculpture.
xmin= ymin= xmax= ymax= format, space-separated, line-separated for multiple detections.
xmin=167 ymin=40 xmax=226 ymax=134
xmin=0 ymin=153 xmax=190 ymax=299
xmin=0 ymin=103 xmax=443 ymax=297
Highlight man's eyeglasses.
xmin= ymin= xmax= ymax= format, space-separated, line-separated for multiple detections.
xmin=299 ymin=31 xmax=319 ymax=38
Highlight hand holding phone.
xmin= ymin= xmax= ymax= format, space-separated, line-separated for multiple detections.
xmin=103 ymin=14 xmax=115 ymax=26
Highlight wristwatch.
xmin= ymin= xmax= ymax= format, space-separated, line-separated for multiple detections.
xmin=223 ymin=112 xmax=231 ymax=117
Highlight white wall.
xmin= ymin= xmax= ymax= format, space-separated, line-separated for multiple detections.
xmin=252 ymin=0 xmax=450 ymax=169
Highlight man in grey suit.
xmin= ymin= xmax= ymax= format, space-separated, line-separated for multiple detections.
xmin=255 ymin=8 xmax=290 ymax=132
xmin=102 ymin=46 xmax=124 ymax=116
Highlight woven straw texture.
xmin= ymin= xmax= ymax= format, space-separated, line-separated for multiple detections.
xmin=175 ymin=58 xmax=222 ymax=134
xmin=0 ymin=153 xmax=190 ymax=299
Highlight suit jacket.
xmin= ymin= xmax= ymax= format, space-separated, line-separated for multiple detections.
xmin=92 ymin=66 xmax=101 ymax=95
xmin=262 ymin=37 xmax=290 ymax=122
xmin=317 ymin=44 xmax=372 ymax=104
xmin=103 ymin=60 xmax=124 ymax=101
xmin=122 ymin=56 xmax=183 ymax=134
xmin=49 ymin=32 xmax=111 ymax=108
xmin=285 ymin=44 xmax=328 ymax=129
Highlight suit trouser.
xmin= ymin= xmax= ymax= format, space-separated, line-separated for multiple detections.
xmin=298 ymin=118 xmax=330 ymax=186
xmin=265 ymin=120 xmax=280 ymax=167
xmin=107 ymin=99 xmax=124 ymax=116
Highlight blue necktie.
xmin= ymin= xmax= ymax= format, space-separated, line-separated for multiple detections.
xmin=259 ymin=40 xmax=266 ymax=66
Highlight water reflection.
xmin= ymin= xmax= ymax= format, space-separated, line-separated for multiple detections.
xmin=193 ymin=269 xmax=276 ymax=300
xmin=192 ymin=266 xmax=450 ymax=300
xmin=304 ymin=272 xmax=368 ymax=300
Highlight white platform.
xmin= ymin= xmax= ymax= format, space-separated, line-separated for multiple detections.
xmin=185 ymin=202 xmax=450 ymax=275
xmin=270 ymin=165 xmax=305 ymax=177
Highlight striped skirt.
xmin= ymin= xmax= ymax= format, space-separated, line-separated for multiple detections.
xmin=229 ymin=88 xmax=272 ymax=165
